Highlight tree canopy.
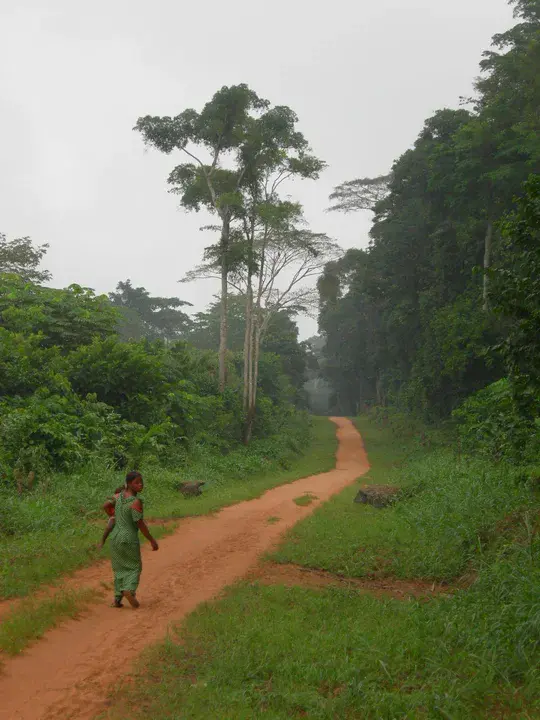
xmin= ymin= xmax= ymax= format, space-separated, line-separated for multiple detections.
xmin=109 ymin=280 xmax=192 ymax=342
xmin=319 ymin=5 xmax=540 ymax=419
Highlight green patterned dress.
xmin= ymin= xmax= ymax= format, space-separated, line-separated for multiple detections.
xmin=110 ymin=493 xmax=144 ymax=602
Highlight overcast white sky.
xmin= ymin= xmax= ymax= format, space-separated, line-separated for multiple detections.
xmin=0 ymin=0 xmax=515 ymax=337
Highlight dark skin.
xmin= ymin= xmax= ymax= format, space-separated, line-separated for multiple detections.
xmin=98 ymin=490 xmax=120 ymax=550
xmin=98 ymin=515 xmax=116 ymax=550
xmin=102 ymin=477 xmax=159 ymax=552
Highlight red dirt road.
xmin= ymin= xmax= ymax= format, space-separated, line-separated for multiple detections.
xmin=0 ymin=417 xmax=369 ymax=720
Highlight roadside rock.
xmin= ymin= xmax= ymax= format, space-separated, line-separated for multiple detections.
xmin=178 ymin=481 xmax=205 ymax=497
xmin=354 ymin=485 xmax=400 ymax=508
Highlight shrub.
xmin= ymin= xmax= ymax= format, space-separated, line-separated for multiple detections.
xmin=66 ymin=338 xmax=170 ymax=426
xmin=0 ymin=390 xmax=143 ymax=479
xmin=452 ymin=378 xmax=540 ymax=461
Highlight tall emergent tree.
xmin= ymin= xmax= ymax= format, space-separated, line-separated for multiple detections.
xmin=135 ymin=85 xmax=267 ymax=389
xmin=135 ymin=85 xmax=324 ymax=395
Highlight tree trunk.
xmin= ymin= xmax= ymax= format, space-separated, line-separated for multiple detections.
xmin=242 ymin=217 xmax=257 ymax=441
xmin=218 ymin=217 xmax=230 ymax=392
xmin=482 ymin=220 xmax=494 ymax=312
xmin=251 ymin=323 xmax=261 ymax=409
xmin=375 ymin=374 xmax=383 ymax=406
xmin=244 ymin=319 xmax=261 ymax=445
xmin=243 ymin=280 xmax=253 ymax=411
xmin=243 ymin=403 xmax=255 ymax=445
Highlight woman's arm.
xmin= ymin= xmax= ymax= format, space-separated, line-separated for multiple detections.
xmin=98 ymin=517 xmax=115 ymax=549
xmin=132 ymin=498 xmax=159 ymax=551
xmin=136 ymin=519 xmax=159 ymax=550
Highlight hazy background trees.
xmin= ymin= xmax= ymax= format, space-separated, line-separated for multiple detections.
xmin=318 ymin=0 xmax=540 ymax=425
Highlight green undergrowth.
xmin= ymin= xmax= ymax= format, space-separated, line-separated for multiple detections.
xmin=0 ymin=417 xmax=337 ymax=599
xmin=99 ymin=416 xmax=540 ymax=720
xmin=272 ymin=417 xmax=538 ymax=581
xmin=100 ymin=540 xmax=540 ymax=720
xmin=0 ymin=587 xmax=101 ymax=658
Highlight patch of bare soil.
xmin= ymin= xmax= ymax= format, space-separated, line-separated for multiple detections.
xmin=248 ymin=562 xmax=456 ymax=600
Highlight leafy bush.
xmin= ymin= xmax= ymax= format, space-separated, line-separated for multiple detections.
xmin=0 ymin=390 xmax=145 ymax=479
xmin=66 ymin=338 xmax=171 ymax=426
xmin=453 ymin=378 xmax=540 ymax=461
xmin=0 ymin=274 xmax=118 ymax=349
xmin=492 ymin=175 xmax=540 ymax=419
xmin=0 ymin=271 xmax=308 ymax=483
xmin=0 ymin=330 xmax=63 ymax=398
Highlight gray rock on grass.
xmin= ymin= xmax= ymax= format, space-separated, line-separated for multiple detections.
xmin=354 ymin=485 xmax=400 ymax=508
xmin=178 ymin=481 xmax=205 ymax=497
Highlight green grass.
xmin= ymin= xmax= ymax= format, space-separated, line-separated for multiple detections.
xmin=0 ymin=417 xmax=337 ymax=599
xmin=101 ymin=553 xmax=540 ymax=719
xmin=0 ymin=587 xmax=101 ymax=657
xmin=293 ymin=493 xmax=318 ymax=507
xmin=99 ymin=415 xmax=540 ymax=720
xmin=272 ymin=417 xmax=536 ymax=581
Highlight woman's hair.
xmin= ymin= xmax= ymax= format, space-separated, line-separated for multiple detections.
xmin=125 ymin=471 xmax=143 ymax=485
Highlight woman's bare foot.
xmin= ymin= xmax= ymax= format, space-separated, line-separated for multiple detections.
xmin=122 ymin=591 xmax=140 ymax=609
xmin=112 ymin=598 xmax=123 ymax=608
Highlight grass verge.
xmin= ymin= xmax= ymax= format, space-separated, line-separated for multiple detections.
xmin=100 ymin=554 xmax=540 ymax=720
xmin=272 ymin=417 xmax=537 ymax=581
xmin=0 ymin=587 xmax=101 ymax=658
xmin=0 ymin=417 xmax=337 ymax=599
xmin=99 ymin=416 xmax=540 ymax=719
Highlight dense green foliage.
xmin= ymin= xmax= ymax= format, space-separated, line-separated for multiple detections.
xmin=492 ymin=175 xmax=540 ymax=414
xmin=0 ymin=264 xmax=310 ymax=483
xmin=320 ymin=1 xmax=540 ymax=428
xmin=453 ymin=377 xmax=540 ymax=461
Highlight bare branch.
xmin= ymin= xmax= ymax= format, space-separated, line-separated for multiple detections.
xmin=180 ymin=146 xmax=206 ymax=168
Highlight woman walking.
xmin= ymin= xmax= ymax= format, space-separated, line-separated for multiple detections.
xmin=102 ymin=471 xmax=159 ymax=608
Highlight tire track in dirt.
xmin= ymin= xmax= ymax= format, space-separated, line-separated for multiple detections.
xmin=0 ymin=417 xmax=368 ymax=720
